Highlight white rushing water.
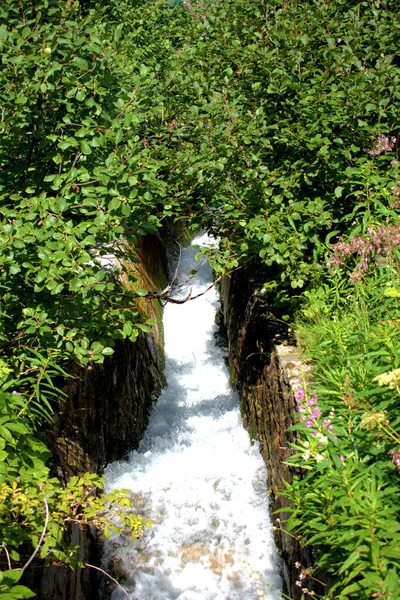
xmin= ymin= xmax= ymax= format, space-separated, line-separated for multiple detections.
xmin=103 ymin=233 xmax=282 ymax=600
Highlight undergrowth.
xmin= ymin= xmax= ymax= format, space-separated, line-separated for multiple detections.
xmin=279 ymin=260 xmax=400 ymax=599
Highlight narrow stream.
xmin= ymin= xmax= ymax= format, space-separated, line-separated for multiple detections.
xmin=103 ymin=233 xmax=282 ymax=600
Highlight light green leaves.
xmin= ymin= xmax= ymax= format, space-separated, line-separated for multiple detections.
xmin=0 ymin=570 xmax=36 ymax=599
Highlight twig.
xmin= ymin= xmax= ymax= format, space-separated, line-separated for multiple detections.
xmin=165 ymin=286 xmax=193 ymax=304
xmin=71 ymin=151 xmax=83 ymax=169
xmin=1 ymin=543 xmax=12 ymax=570
xmin=165 ymin=275 xmax=222 ymax=304
xmin=84 ymin=563 xmax=133 ymax=599
xmin=22 ymin=499 xmax=49 ymax=571
xmin=145 ymin=241 xmax=225 ymax=304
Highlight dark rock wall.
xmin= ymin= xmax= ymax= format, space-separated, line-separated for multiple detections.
xmin=24 ymin=524 xmax=100 ymax=600
xmin=50 ymin=234 xmax=167 ymax=481
xmin=50 ymin=330 xmax=166 ymax=483
xmin=221 ymin=267 xmax=321 ymax=599
xmin=25 ymin=234 xmax=167 ymax=600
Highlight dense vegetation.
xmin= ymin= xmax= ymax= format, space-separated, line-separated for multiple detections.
xmin=0 ymin=0 xmax=399 ymax=598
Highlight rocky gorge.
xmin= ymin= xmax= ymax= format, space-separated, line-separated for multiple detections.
xmin=24 ymin=236 xmax=314 ymax=600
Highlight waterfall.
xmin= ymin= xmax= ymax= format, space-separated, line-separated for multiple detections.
xmin=103 ymin=233 xmax=282 ymax=600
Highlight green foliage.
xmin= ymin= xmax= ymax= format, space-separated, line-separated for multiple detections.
xmin=0 ymin=384 xmax=150 ymax=572
xmin=162 ymin=0 xmax=400 ymax=294
xmin=279 ymin=261 xmax=400 ymax=598
xmin=1 ymin=0 xmax=400 ymax=597
xmin=0 ymin=0 xmax=167 ymax=373
xmin=0 ymin=570 xmax=35 ymax=599
xmin=0 ymin=472 xmax=150 ymax=566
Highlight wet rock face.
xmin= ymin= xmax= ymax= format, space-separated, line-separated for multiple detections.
xmin=50 ymin=332 xmax=166 ymax=483
xmin=221 ymin=266 xmax=321 ymax=599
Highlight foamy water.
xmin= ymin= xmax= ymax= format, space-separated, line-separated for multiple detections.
xmin=103 ymin=233 xmax=282 ymax=600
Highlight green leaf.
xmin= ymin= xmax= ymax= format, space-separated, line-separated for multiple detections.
xmin=80 ymin=141 xmax=92 ymax=155
xmin=72 ymin=57 xmax=89 ymax=71
xmin=123 ymin=322 xmax=132 ymax=336
xmin=115 ymin=129 xmax=123 ymax=145
xmin=384 ymin=287 xmax=400 ymax=298
xmin=76 ymin=89 xmax=86 ymax=101
xmin=334 ymin=186 xmax=344 ymax=198
xmin=0 ymin=570 xmax=23 ymax=585
xmin=101 ymin=347 xmax=114 ymax=355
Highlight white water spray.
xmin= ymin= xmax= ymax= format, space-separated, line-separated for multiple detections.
xmin=103 ymin=233 xmax=282 ymax=600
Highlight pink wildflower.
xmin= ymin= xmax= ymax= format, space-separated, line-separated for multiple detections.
xmin=368 ymin=134 xmax=396 ymax=156
xmin=328 ymin=222 xmax=400 ymax=280
xmin=390 ymin=450 xmax=400 ymax=473
xmin=311 ymin=409 xmax=322 ymax=419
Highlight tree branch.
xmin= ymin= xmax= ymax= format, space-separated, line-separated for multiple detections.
xmin=84 ymin=563 xmax=134 ymax=599
xmin=22 ymin=499 xmax=49 ymax=571
xmin=1 ymin=543 xmax=12 ymax=570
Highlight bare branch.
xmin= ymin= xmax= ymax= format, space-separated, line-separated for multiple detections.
xmin=84 ymin=563 xmax=134 ymax=599
xmin=188 ymin=276 xmax=222 ymax=301
xmin=1 ymin=542 xmax=12 ymax=570
xmin=165 ymin=286 xmax=193 ymax=304
xmin=161 ymin=275 xmax=222 ymax=305
xmin=145 ymin=241 xmax=224 ymax=305
xmin=22 ymin=499 xmax=49 ymax=571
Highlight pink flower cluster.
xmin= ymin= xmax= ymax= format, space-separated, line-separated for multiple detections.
xmin=368 ymin=134 xmax=396 ymax=156
xmin=328 ymin=222 xmax=400 ymax=282
xmin=390 ymin=450 xmax=400 ymax=473
xmin=296 ymin=388 xmax=322 ymax=428
xmin=295 ymin=387 xmax=334 ymax=437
